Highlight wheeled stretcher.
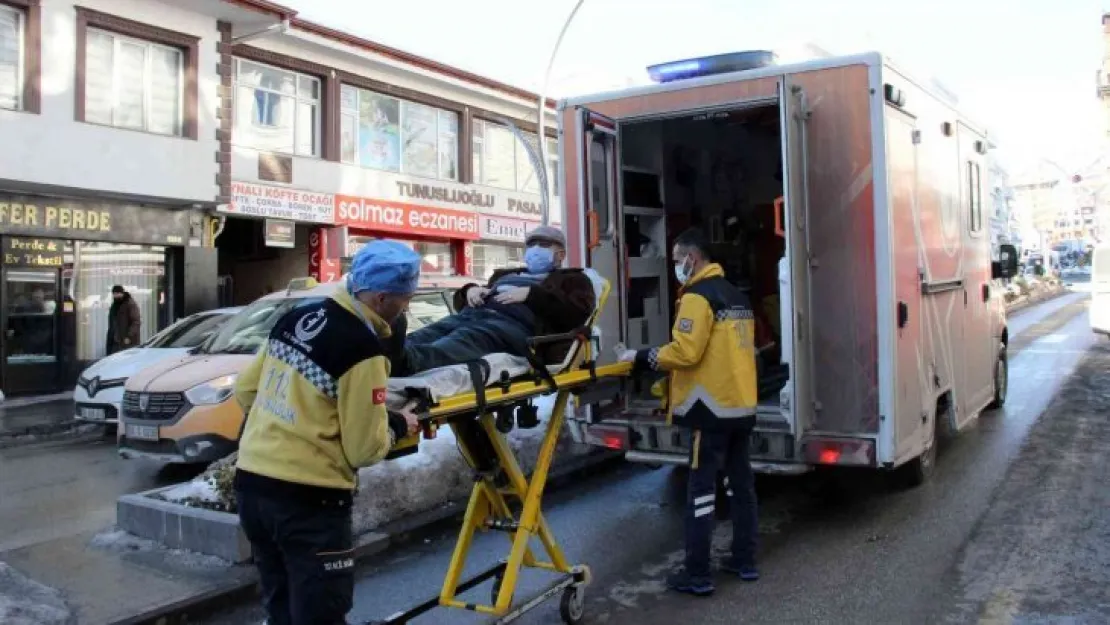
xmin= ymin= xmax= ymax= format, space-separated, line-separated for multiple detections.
xmin=368 ymin=270 xmax=632 ymax=625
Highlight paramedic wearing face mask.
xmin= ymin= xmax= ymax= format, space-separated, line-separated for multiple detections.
xmin=391 ymin=225 xmax=595 ymax=375
xmin=232 ymin=240 xmax=422 ymax=625
xmin=618 ymin=227 xmax=760 ymax=597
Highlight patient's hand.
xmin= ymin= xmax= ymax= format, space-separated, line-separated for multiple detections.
xmin=467 ymin=286 xmax=491 ymax=307
xmin=399 ymin=400 xmax=420 ymax=435
xmin=493 ymin=286 xmax=530 ymax=305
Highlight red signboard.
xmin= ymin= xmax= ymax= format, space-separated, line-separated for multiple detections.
xmin=308 ymin=227 xmax=341 ymax=283
xmin=334 ymin=195 xmax=480 ymax=240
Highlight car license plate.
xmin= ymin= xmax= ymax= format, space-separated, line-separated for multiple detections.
xmin=125 ymin=424 xmax=159 ymax=441
xmin=78 ymin=406 xmax=106 ymax=421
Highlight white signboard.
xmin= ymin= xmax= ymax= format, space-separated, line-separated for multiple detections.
xmin=479 ymin=215 xmax=537 ymax=243
xmin=226 ymin=181 xmax=334 ymax=224
xmin=336 ymin=167 xmax=560 ymax=224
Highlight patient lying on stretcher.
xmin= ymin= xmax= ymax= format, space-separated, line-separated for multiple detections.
xmin=390 ymin=226 xmax=595 ymax=377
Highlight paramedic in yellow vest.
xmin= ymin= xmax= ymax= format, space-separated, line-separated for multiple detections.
xmin=618 ymin=227 xmax=760 ymax=597
xmin=233 ymin=240 xmax=422 ymax=625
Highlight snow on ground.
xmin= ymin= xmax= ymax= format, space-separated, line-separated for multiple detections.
xmin=89 ymin=529 xmax=230 ymax=569
xmin=0 ymin=562 xmax=73 ymax=625
xmin=159 ymin=476 xmax=220 ymax=504
xmin=352 ymin=393 xmax=592 ymax=534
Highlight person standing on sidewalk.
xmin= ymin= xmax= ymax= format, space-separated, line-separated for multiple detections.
xmin=106 ymin=285 xmax=141 ymax=354
xmin=233 ymin=240 xmax=422 ymax=625
xmin=618 ymin=227 xmax=760 ymax=597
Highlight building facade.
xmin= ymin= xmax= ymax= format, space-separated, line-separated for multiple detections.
xmin=0 ymin=0 xmax=552 ymax=395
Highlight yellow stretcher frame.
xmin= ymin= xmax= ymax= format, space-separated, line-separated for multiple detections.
xmin=369 ymin=274 xmax=632 ymax=625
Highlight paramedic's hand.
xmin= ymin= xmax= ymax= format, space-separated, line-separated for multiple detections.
xmin=493 ymin=286 xmax=530 ymax=305
xmin=466 ymin=286 xmax=490 ymax=307
xmin=614 ymin=343 xmax=637 ymax=363
xmin=399 ymin=400 xmax=420 ymax=435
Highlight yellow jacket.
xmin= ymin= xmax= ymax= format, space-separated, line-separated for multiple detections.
xmin=234 ymin=288 xmax=402 ymax=491
xmin=635 ymin=263 xmax=758 ymax=428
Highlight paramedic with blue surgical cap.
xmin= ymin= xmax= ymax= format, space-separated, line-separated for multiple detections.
xmin=233 ymin=240 xmax=422 ymax=625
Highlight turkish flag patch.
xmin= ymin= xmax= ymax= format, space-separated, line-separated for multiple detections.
xmin=372 ymin=388 xmax=386 ymax=405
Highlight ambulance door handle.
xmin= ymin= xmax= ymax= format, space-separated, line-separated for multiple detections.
xmin=981 ymin=283 xmax=990 ymax=302
xmin=897 ymin=301 xmax=909 ymax=329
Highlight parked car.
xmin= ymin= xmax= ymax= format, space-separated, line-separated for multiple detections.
xmin=117 ymin=278 xmax=454 ymax=465
xmin=74 ymin=307 xmax=243 ymax=426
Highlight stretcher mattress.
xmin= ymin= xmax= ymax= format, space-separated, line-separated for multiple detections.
xmin=385 ymin=269 xmax=606 ymax=411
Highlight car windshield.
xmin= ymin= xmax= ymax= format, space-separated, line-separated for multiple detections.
xmin=407 ymin=292 xmax=451 ymax=331
xmin=201 ymin=297 xmax=323 ymax=355
xmin=144 ymin=312 xmax=235 ymax=349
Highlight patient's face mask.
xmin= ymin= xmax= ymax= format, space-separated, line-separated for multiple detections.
xmin=524 ymin=245 xmax=556 ymax=274
xmin=674 ymin=255 xmax=693 ymax=285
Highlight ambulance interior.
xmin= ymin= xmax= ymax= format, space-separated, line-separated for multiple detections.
xmin=618 ymin=103 xmax=790 ymax=411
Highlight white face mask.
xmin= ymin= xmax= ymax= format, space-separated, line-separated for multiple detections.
xmin=674 ymin=256 xmax=692 ymax=284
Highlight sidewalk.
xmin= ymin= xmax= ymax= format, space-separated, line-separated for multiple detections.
xmin=0 ymin=392 xmax=78 ymax=439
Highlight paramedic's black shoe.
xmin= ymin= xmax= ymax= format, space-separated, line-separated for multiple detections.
xmin=666 ymin=570 xmax=715 ymax=596
xmin=721 ymin=561 xmax=760 ymax=582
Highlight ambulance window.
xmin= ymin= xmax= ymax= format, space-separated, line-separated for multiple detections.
xmin=967 ymin=161 xmax=982 ymax=233
xmin=590 ymin=137 xmax=610 ymax=233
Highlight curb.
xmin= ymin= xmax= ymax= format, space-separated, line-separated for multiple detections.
xmin=0 ymin=422 xmax=103 ymax=449
xmin=111 ymin=450 xmax=624 ymax=625
xmin=1004 ymin=286 xmax=1068 ymax=316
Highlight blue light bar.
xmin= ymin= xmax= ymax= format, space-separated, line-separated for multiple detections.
xmin=647 ymin=51 xmax=777 ymax=84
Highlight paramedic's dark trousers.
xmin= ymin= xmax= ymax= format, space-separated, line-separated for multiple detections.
xmin=686 ymin=420 xmax=758 ymax=579
xmin=397 ymin=307 xmax=530 ymax=375
xmin=236 ymin=474 xmax=354 ymax=625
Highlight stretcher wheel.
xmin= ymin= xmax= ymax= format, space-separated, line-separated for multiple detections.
xmin=495 ymin=409 xmax=515 ymax=434
xmin=559 ymin=585 xmax=585 ymax=625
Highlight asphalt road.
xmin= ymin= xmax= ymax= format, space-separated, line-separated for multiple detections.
xmin=199 ymin=290 xmax=1096 ymax=625
xmin=0 ymin=435 xmax=203 ymax=553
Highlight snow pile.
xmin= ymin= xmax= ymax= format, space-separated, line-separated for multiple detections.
xmin=160 ymin=478 xmax=220 ymax=504
xmin=0 ymin=562 xmax=73 ymax=625
xmin=352 ymin=394 xmax=591 ymax=534
xmin=90 ymin=529 xmax=230 ymax=569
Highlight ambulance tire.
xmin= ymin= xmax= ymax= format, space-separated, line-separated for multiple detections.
xmin=892 ymin=437 xmax=936 ymax=490
xmin=987 ymin=348 xmax=1008 ymax=410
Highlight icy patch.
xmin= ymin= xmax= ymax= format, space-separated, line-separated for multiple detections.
xmin=160 ymin=477 xmax=220 ymax=504
xmin=0 ymin=562 xmax=73 ymax=625
xmin=89 ymin=529 xmax=230 ymax=569
xmin=351 ymin=393 xmax=588 ymax=534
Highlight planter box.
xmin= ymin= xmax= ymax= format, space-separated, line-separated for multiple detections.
xmin=117 ymin=488 xmax=251 ymax=563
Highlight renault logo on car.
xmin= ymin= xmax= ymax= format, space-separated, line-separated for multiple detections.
xmin=87 ymin=376 xmax=100 ymax=397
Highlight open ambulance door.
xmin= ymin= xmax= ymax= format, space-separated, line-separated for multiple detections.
xmin=577 ymin=108 xmax=625 ymax=362
xmin=780 ymin=79 xmax=813 ymax=445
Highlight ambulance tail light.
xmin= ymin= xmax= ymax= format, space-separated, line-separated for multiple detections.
xmin=802 ymin=437 xmax=875 ymax=467
xmin=584 ymin=424 xmax=629 ymax=451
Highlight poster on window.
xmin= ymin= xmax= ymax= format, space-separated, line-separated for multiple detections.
xmin=402 ymin=102 xmax=439 ymax=178
xmin=359 ymin=93 xmax=400 ymax=172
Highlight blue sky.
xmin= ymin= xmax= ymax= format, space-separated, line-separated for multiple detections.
xmin=285 ymin=0 xmax=1107 ymax=175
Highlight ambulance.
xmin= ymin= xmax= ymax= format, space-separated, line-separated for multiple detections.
xmin=560 ymin=51 xmax=1018 ymax=486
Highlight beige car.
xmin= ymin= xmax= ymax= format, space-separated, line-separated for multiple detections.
xmin=118 ymin=277 xmax=454 ymax=465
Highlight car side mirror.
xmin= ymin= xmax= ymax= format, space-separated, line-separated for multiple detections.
xmin=992 ymin=244 xmax=1019 ymax=280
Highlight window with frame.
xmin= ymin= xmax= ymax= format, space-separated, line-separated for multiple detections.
xmin=471 ymin=119 xmax=559 ymax=195
xmin=84 ymin=28 xmax=183 ymax=135
xmin=472 ymin=243 xmax=524 ymax=280
xmin=967 ymin=161 xmax=982 ymax=233
xmin=234 ymin=59 xmax=320 ymax=157
xmin=0 ymin=3 xmax=23 ymax=111
xmin=339 ymin=84 xmax=459 ymax=180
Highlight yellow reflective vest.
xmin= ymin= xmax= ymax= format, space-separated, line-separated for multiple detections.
xmin=635 ymin=263 xmax=758 ymax=428
xmin=235 ymin=288 xmax=402 ymax=491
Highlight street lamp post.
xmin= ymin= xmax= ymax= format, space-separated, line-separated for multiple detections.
xmin=536 ymin=0 xmax=587 ymax=225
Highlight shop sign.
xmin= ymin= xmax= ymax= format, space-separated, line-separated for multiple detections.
xmin=341 ymin=170 xmax=558 ymax=223
xmin=308 ymin=227 xmax=342 ymax=283
xmin=264 ymin=219 xmax=295 ymax=248
xmin=225 ymin=181 xmax=334 ymax=224
xmin=479 ymin=215 xmax=537 ymax=243
xmin=335 ymin=195 xmax=480 ymax=240
xmin=3 ymin=237 xmax=64 ymax=267
xmin=0 ymin=196 xmax=196 ymax=246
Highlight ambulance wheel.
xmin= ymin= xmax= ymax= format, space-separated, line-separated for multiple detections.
xmin=560 ymin=585 xmax=585 ymax=625
xmin=987 ymin=348 xmax=1008 ymax=410
xmin=892 ymin=436 xmax=936 ymax=490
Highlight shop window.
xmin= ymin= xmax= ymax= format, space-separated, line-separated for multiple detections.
xmin=346 ymin=237 xmax=455 ymax=277
xmin=472 ymin=243 xmax=524 ymax=280
xmin=84 ymin=28 xmax=183 ymax=136
xmin=5 ymin=269 xmax=58 ymax=365
xmin=339 ymin=84 xmax=459 ymax=180
xmin=472 ymin=119 xmax=558 ymax=196
xmin=71 ymin=242 xmax=167 ymax=361
xmin=0 ymin=3 xmax=23 ymax=111
xmin=234 ymin=58 xmax=320 ymax=157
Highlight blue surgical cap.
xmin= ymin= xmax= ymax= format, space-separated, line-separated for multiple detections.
xmin=348 ymin=240 xmax=421 ymax=295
